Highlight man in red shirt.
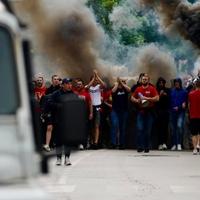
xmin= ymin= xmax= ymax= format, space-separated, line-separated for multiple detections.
xmin=74 ymin=78 xmax=93 ymax=149
xmin=131 ymin=74 xmax=159 ymax=153
xmin=33 ymin=75 xmax=47 ymax=114
xmin=74 ymin=78 xmax=93 ymax=120
xmin=34 ymin=75 xmax=46 ymax=103
xmin=188 ymin=78 xmax=200 ymax=155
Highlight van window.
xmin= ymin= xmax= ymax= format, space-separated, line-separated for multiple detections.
xmin=0 ymin=26 xmax=20 ymax=114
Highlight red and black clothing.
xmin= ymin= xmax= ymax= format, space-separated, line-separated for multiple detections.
xmin=189 ymin=89 xmax=200 ymax=135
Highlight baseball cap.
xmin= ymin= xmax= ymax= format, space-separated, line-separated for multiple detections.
xmin=62 ymin=78 xmax=72 ymax=84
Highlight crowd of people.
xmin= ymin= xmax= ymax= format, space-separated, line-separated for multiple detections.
xmin=32 ymin=69 xmax=200 ymax=165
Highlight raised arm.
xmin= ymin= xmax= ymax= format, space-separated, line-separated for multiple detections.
xmin=118 ymin=78 xmax=131 ymax=92
xmin=85 ymin=75 xmax=95 ymax=89
xmin=112 ymin=81 xmax=119 ymax=93
xmin=94 ymin=70 xmax=106 ymax=88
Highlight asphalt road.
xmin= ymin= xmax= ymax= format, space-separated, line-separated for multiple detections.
xmin=37 ymin=149 xmax=200 ymax=200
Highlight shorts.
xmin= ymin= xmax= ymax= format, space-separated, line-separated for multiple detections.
xmin=92 ymin=105 xmax=101 ymax=126
xmin=40 ymin=112 xmax=53 ymax=125
xmin=190 ymin=118 xmax=200 ymax=136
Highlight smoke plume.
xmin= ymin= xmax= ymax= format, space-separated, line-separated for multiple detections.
xmin=13 ymin=0 xmax=104 ymax=81
xmin=140 ymin=0 xmax=200 ymax=49
xmin=193 ymin=56 xmax=200 ymax=75
xmin=109 ymin=0 xmax=142 ymax=31
xmin=131 ymin=44 xmax=177 ymax=84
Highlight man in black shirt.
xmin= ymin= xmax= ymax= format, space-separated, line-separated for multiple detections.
xmin=48 ymin=78 xmax=77 ymax=166
xmin=45 ymin=75 xmax=61 ymax=95
xmin=155 ymin=77 xmax=170 ymax=150
xmin=110 ymin=77 xmax=130 ymax=149
xmin=41 ymin=75 xmax=61 ymax=152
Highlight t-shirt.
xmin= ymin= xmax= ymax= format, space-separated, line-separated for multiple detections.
xmin=133 ymin=85 xmax=158 ymax=109
xmin=76 ymin=89 xmax=91 ymax=109
xmin=45 ymin=85 xmax=60 ymax=95
xmin=188 ymin=89 xmax=200 ymax=119
xmin=34 ymin=86 xmax=46 ymax=112
xmin=112 ymin=88 xmax=129 ymax=112
xmin=156 ymin=87 xmax=170 ymax=110
xmin=34 ymin=86 xmax=46 ymax=102
xmin=101 ymin=89 xmax=112 ymax=113
xmin=89 ymin=84 xmax=102 ymax=106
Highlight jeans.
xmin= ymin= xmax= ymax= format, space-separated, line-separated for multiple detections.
xmin=110 ymin=110 xmax=128 ymax=146
xmin=170 ymin=111 xmax=185 ymax=146
xmin=56 ymin=145 xmax=71 ymax=158
xmin=156 ymin=110 xmax=169 ymax=145
xmin=136 ymin=111 xmax=154 ymax=150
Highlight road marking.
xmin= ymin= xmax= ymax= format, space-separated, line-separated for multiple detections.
xmin=170 ymin=185 xmax=200 ymax=193
xmin=71 ymin=151 xmax=93 ymax=167
xmin=57 ymin=176 xmax=67 ymax=185
xmin=45 ymin=185 xmax=76 ymax=193
xmin=47 ymin=151 xmax=93 ymax=191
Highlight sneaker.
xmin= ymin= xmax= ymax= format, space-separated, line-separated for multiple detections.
xmin=43 ymin=144 xmax=51 ymax=152
xmin=86 ymin=143 xmax=90 ymax=149
xmin=78 ymin=144 xmax=84 ymax=150
xmin=162 ymin=144 xmax=167 ymax=150
xmin=91 ymin=143 xmax=99 ymax=150
xmin=119 ymin=145 xmax=125 ymax=150
xmin=158 ymin=144 xmax=163 ymax=150
xmin=137 ymin=148 xmax=144 ymax=153
xmin=109 ymin=144 xmax=117 ymax=149
xmin=56 ymin=158 xmax=62 ymax=166
xmin=171 ymin=145 xmax=176 ymax=151
xmin=144 ymin=149 xmax=149 ymax=153
xmin=193 ymin=149 xmax=198 ymax=155
xmin=64 ymin=157 xmax=71 ymax=166
xmin=197 ymin=144 xmax=200 ymax=152
xmin=177 ymin=144 xmax=182 ymax=151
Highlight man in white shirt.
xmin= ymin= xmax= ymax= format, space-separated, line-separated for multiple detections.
xmin=86 ymin=70 xmax=106 ymax=149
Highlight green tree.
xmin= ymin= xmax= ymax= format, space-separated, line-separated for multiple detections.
xmin=101 ymin=0 xmax=119 ymax=11
xmin=87 ymin=0 xmax=121 ymax=33
xmin=87 ymin=1 xmax=163 ymax=46
xmin=86 ymin=0 xmax=197 ymax=73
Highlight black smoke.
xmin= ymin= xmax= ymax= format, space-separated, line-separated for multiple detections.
xmin=141 ymin=0 xmax=200 ymax=49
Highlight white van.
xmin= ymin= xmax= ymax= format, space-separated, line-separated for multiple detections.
xmin=0 ymin=2 xmax=51 ymax=199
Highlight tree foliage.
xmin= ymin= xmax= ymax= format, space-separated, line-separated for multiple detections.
xmin=86 ymin=0 xmax=121 ymax=33
xmin=86 ymin=0 xmax=198 ymax=72
xmin=87 ymin=0 xmax=164 ymax=46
